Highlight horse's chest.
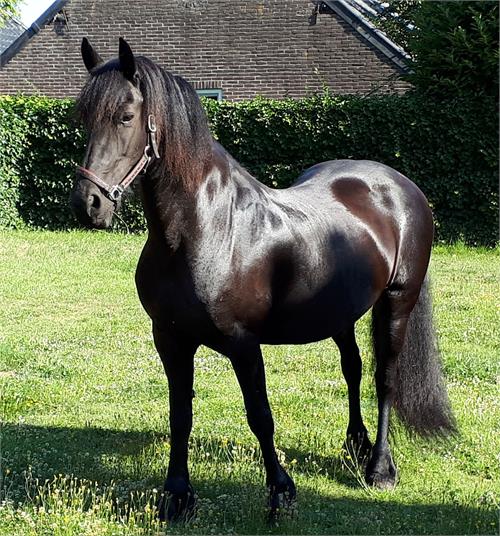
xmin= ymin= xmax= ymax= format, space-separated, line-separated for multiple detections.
xmin=135 ymin=246 xmax=208 ymax=331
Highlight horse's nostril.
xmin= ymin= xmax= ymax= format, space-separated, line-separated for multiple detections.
xmin=89 ymin=194 xmax=101 ymax=209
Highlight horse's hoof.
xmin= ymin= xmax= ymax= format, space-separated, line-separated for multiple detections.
xmin=365 ymin=470 xmax=397 ymax=490
xmin=157 ymin=485 xmax=197 ymax=522
xmin=365 ymin=453 xmax=397 ymax=490
xmin=343 ymin=430 xmax=372 ymax=463
xmin=268 ymin=474 xmax=297 ymax=521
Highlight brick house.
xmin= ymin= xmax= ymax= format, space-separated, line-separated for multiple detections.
xmin=0 ymin=0 xmax=409 ymax=100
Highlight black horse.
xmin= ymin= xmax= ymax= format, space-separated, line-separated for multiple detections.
xmin=70 ymin=38 xmax=455 ymax=521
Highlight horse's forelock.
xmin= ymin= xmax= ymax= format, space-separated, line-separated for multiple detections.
xmin=77 ymin=68 xmax=128 ymax=129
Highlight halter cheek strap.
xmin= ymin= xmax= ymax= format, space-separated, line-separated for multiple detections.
xmin=77 ymin=114 xmax=159 ymax=202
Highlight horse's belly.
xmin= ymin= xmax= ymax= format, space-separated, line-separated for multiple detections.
xmin=260 ymin=318 xmax=339 ymax=344
xmin=260 ymin=285 xmax=375 ymax=344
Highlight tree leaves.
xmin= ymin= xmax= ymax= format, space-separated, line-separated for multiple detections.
xmin=405 ymin=1 xmax=499 ymax=98
xmin=0 ymin=0 xmax=22 ymax=26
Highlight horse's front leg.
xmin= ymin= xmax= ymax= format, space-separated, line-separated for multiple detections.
xmin=229 ymin=342 xmax=296 ymax=519
xmin=153 ymin=323 xmax=198 ymax=521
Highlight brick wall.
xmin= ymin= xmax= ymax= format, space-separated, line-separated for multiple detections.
xmin=0 ymin=0 xmax=409 ymax=99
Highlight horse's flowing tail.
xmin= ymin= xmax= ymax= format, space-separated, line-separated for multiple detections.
xmin=378 ymin=275 xmax=457 ymax=437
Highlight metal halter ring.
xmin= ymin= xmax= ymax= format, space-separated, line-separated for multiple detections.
xmin=108 ymin=185 xmax=125 ymax=201
xmin=148 ymin=114 xmax=157 ymax=133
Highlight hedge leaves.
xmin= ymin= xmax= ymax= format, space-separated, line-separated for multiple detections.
xmin=0 ymin=94 xmax=497 ymax=244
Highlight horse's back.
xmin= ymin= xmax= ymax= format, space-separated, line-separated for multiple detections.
xmin=289 ymin=159 xmax=433 ymax=255
xmin=293 ymin=159 xmax=423 ymax=199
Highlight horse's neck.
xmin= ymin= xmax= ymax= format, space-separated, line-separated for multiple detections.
xmin=138 ymin=142 xmax=223 ymax=249
xmin=139 ymin=144 xmax=269 ymax=254
xmin=139 ymin=170 xmax=196 ymax=252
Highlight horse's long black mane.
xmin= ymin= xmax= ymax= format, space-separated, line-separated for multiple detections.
xmin=77 ymin=56 xmax=213 ymax=189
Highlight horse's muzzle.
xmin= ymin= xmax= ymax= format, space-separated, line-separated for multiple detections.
xmin=70 ymin=173 xmax=115 ymax=229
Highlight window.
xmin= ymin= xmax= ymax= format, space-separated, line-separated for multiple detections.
xmin=196 ymin=89 xmax=223 ymax=101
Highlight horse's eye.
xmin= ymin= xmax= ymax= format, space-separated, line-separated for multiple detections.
xmin=121 ymin=113 xmax=134 ymax=124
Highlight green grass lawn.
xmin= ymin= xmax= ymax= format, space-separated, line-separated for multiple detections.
xmin=0 ymin=230 xmax=498 ymax=535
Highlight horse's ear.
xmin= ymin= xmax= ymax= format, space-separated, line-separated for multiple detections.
xmin=81 ymin=37 xmax=103 ymax=73
xmin=119 ymin=37 xmax=137 ymax=82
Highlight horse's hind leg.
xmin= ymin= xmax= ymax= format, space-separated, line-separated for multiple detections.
xmin=229 ymin=342 xmax=295 ymax=518
xmin=333 ymin=325 xmax=372 ymax=461
xmin=367 ymin=286 xmax=420 ymax=489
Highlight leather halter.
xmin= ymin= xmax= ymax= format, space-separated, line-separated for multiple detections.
xmin=77 ymin=114 xmax=160 ymax=202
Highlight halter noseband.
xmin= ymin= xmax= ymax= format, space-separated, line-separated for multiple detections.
xmin=77 ymin=114 xmax=160 ymax=202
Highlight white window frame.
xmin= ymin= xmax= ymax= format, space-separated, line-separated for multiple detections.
xmin=196 ymin=89 xmax=223 ymax=101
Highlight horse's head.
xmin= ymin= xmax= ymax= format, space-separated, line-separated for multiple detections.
xmin=71 ymin=38 xmax=151 ymax=229
xmin=71 ymin=36 xmax=214 ymax=229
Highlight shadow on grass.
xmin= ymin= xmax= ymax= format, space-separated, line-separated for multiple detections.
xmin=1 ymin=422 xmax=158 ymax=484
xmin=1 ymin=422 xmax=496 ymax=535
xmin=1 ymin=423 xmax=358 ymax=487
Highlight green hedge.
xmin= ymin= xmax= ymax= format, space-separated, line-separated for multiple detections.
xmin=0 ymin=93 xmax=498 ymax=244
